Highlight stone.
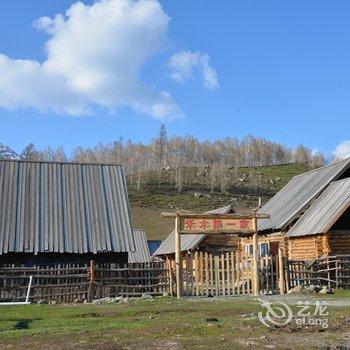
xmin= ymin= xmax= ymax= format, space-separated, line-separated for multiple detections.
xmin=194 ymin=192 xmax=203 ymax=198
xmin=49 ymin=300 xmax=57 ymax=306
xmin=37 ymin=299 xmax=47 ymax=305
xmin=141 ymin=292 xmax=154 ymax=300
xmin=74 ymin=298 xmax=82 ymax=304
xmin=319 ymin=286 xmax=333 ymax=294
xmin=290 ymin=285 xmax=304 ymax=293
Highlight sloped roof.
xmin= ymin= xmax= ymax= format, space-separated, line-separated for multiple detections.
xmin=287 ymin=178 xmax=350 ymax=237
xmin=129 ymin=230 xmax=151 ymax=262
xmin=153 ymin=205 xmax=234 ymax=256
xmin=0 ymin=160 xmax=135 ymax=255
xmin=258 ymin=158 xmax=350 ymax=232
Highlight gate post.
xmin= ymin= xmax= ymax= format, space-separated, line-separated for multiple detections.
xmin=252 ymin=216 xmax=260 ymax=296
xmin=175 ymin=214 xmax=183 ymax=299
xmin=278 ymin=248 xmax=285 ymax=294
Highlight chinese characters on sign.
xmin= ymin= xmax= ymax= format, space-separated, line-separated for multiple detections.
xmin=180 ymin=217 xmax=254 ymax=233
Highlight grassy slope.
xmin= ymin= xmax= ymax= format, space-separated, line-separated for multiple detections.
xmin=0 ymin=296 xmax=349 ymax=349
xmin=129 ymin=163 xmax=312 ymax=240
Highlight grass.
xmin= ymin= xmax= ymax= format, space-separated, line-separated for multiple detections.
xmin=128 ymin=163 xmax=313 ymax=239
xmin=1 ymin=296 xmax=350 ymax=349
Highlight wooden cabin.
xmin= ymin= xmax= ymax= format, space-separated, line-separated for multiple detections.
xmin=153 ymin=205 xmax=239 ymax=260
xmin=237 ymin=158 xmax=350 ymax=261
xmin=0 ymin=159 xmax=140 ymax=266
xmin=286 ymin=178 xmax=350 ymax=260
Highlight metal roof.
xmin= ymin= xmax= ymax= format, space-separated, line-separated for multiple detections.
xmin=0 ymin=159 xmax=135 ymax=255
xmin=129 ymin=230 xmax=151 ymax=262
xmin=287 ymin=178 xmax=350 ymax=237
xmin=257 ymin=158 xmax=350 ymax=232
xmin=153 ymin=205 xmax=234 ymax=256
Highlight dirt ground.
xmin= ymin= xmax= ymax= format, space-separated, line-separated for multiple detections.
xmin=1 ymin=295 xmax=350 ymax=350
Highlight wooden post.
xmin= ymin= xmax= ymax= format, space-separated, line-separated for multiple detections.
xmin=87 ymin=260 xmax=95 ymax=302
xmin=252 ymin=216 xmax=260 ymax=296
xmin=278 ymin=247 xmax=285 ymax=294
xmin=175 ymin=214 xmax=182 ymax=299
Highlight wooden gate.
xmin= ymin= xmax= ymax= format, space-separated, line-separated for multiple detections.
xmin=168 ymin=251 xmax=279 ymax=297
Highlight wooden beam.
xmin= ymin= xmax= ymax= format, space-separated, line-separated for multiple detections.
xmin=161 ymin=212 xmax=270 ymax=220
xmin=252 ymin=216 xmax=260 ymax=296
xmin=174 ymin=214 xmax=182 ymax=299
xmin=278 ymin=247 xmax=285 ymax=295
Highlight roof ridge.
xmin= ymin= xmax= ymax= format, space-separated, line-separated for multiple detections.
xmin=292 ymin=157 xmax=350 ymax=179
xmin=0 ymin=158 xmax=123 ymax=167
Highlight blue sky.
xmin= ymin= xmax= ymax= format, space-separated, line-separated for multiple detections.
xmin=0 ymin=0 xmax=350 ymax=158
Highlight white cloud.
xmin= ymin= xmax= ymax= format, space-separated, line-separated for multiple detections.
xmin=332 ymin=141 xmax=350 ymax=160
xmin=0 ymin=0 xmax=183 ymax=120
xmin=167 ymin=50 xmax=219 ymax=90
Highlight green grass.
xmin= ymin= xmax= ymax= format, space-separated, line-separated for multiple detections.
xmin=1 ymin=296 xmax=350 ymax=349
xmin=128 ymin=163 xmax=313 ymax=239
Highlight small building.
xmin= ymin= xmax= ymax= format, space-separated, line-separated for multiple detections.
xmin=0 ymin=159 xmax=138 ymax=265
xmin=153 ymin=205 xmax=238 ymax=259
xmin=286 ymin=178 xmax=350 ymax=260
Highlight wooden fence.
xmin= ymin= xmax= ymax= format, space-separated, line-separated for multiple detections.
xmin=0 ymin=261 xmax=169 ymax=303
xmin=286 ymin=255 xmax=350 ymax=290
xmin=167 ymin=251 xmax=279 ymax=297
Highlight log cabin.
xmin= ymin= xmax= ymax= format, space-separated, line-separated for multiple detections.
xmin=286 ymin=178 xmax=350 ymax=259
xmin=240 ymin=158 xmax=350 ymax=260
xmin=0 ymin=159 xmax=141 ymax=266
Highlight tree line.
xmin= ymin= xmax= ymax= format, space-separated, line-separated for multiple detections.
xmin=0 ymin=126 xmax=326 ymax=193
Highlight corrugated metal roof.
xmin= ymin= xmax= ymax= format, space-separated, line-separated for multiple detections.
xmin=258 ymin=158 xmax=350 ymax=232
xmin=287 ymin=178 xmax=350 ymax=237
xmin=129 ymin=229 xmax=151 ymax=262
xmin=0 ymin=160 xmax=135 ymax=255
xmin=153 ymin=205 xmax=234 ymax=256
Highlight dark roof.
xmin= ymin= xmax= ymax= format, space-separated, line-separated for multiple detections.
xmin=258 ymin=158 xmax=350 ymax=232
xmin=0 ymin=159 xmax=135 ymax=255
xmin=129 ymin=230 xmax=151 ymax=262
xmin=287 ymin=178 xmax=350 ymax=238
xmin=153 ymin=205 xmax=234 ymax=256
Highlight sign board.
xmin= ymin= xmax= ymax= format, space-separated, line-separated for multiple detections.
xmin=179 ymin=216 xmax=255 ymax=234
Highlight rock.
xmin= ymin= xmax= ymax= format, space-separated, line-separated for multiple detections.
xmin=206 ymin=318 xmax=219 ymax=323
xmin=49 ymin=300 xmax=57 ymax=306
xmin=290 ymin=285 xmax=304 ymax=293
xmin=205 ymin=194 xmax=212 ymax=199
xmin=91 ymin=297 xmax=112 ymax=304
xmin=238 ymin=178 xmax=245 ymax=182
xmin=194 ymin=192 xmax=203 ymax=198
xmin=141 ymin=292 xmax=154 ymax=300
xmin=114 ymin=296 xmax=124 ymax=302
xmin=319 ymin=286 xmax=333 ymax=294
xmin=308 ymin=284 xmax=316 ymax=293
xmin=84 ymin=300 xmax=90 ymax=304
xmin=37 ymin=299 xmax=47 ymax=305
xmin=123 ymin=296 xmax=131 ymax=302
xmin=74 ymin=298 xmax=82 ymax=304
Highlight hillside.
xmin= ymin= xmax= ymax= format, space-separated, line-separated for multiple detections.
xmin=128 ymin=163 xmax=312 ymax=240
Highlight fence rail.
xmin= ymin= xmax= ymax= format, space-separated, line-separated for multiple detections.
xmin=168 ymin=251 xmax=279 ymax=297
xmin=0 ymin=261 xmax=169 ymax=303
xmin=286 ymin=255 xmax=350 ymax=290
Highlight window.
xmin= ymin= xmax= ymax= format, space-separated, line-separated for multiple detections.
xmin=245 ymin=242 xmax=270 ymax=257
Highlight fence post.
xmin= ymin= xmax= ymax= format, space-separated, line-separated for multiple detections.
xmin=87 ymin=260 xmax=95 ymax=302
xmin=278 ymin=248 xmax=285 ymax=294
xmin=252 ymin=215 xmax=260 ymax=296
xmin=175 ymin=214 xmax=183 ymax=299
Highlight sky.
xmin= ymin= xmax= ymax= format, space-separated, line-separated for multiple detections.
xmin=0 ymin=0 xmax=350 ymax=159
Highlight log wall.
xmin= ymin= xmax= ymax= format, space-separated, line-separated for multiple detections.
xmin=328 ymin=231 xmax=350 ymax=255
xmin=288 ymin=234 xmax=329 ymax=260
